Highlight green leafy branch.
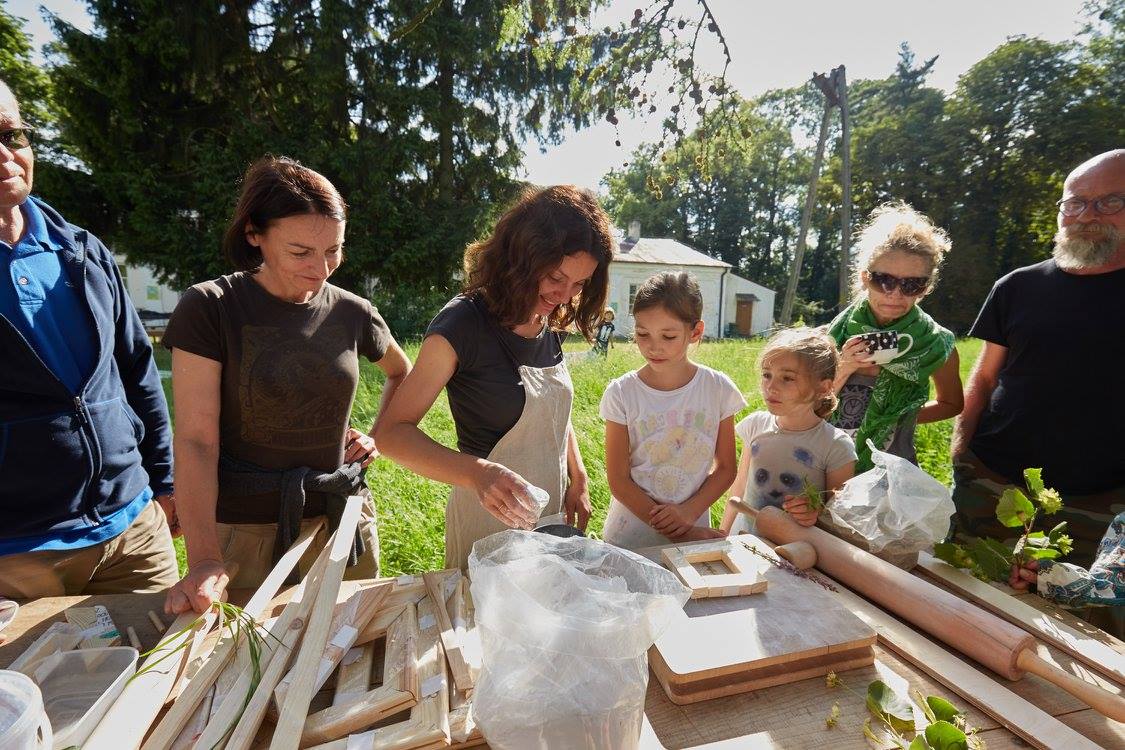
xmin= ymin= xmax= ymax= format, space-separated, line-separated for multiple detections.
xmin=934 ymin=468 xmax=1072 ymax=584
xmin=824 ymin=672 xmax=985 ymax=749
xmin=801 ymin=476 xmax=826 ymax=512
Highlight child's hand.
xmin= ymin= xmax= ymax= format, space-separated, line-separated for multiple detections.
xmin=649 ymin=503 xmax=695 ymax=538
xmin=1008 ymin=559 xmax=1039 ymax=591
xmin=671 ymin=526 xmax=728 ymax=542
xmin=783 ymin=495 xmax=819 ymax=527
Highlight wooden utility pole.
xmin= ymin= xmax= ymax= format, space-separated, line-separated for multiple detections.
xmin=837 ymin=65 xmax=852 ymax=306
xmin=779 ymin=96 xmax=832 ymax=326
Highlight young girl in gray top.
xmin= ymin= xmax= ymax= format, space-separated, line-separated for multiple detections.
xmin=721 ymin=328 xmax=856 ymax=534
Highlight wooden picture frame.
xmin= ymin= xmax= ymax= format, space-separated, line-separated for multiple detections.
xmin=662 ymin=539 xmax=769 ymax=599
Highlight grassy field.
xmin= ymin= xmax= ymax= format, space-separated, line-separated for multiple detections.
xmin=159 ymin=338 xmax=982 ymax=576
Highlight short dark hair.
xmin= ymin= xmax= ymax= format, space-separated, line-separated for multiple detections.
xmin=632 ymin=271 xmax=703 ymax=325
xmin=223 ymin=156 xmax=347 ymax=271
xmin=463 ymin=185 xmax=614 ymax=340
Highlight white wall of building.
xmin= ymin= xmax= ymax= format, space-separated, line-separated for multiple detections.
xmin=723 ymin=274 xmax=776 ymax=335
xmin=114 ymin=255 xmax=180 ymax=317
xmin=607 ymin=262 xmax=727 ymax=338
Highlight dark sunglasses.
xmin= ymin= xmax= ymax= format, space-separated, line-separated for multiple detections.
xmin=868 ymin=270 xmax=930 ymax=297
xmin=0 ymin=128 xmax=33 ymax=150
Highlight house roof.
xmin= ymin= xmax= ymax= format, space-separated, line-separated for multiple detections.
xmin=613 ymin=235 xmax=731 ymax=269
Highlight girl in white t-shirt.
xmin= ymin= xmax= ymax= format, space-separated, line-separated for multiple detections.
xmin=720 ymin=328 xmax=857 ymax=534
xmin=600 ymin=272 xmax=746 ymax=549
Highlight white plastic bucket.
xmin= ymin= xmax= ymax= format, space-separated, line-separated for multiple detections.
xmin=0 ymin=669 xmax=53 ymax=750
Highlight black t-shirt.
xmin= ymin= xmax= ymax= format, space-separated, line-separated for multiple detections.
xmin=969 ymin=259 xmax=1125 ymax=494
xmin=426 ymin=294 xmax=564 ymax=458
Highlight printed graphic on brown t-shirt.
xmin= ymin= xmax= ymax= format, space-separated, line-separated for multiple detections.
xmin=238 ymin=323 xmax=353 ymax=450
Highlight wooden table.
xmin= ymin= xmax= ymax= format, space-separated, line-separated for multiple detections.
xmin=3 ymin=587 xmax=1123 ymax=749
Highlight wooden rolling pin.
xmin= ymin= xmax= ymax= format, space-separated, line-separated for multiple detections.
xmin=727 ymin=498 xmax=818 ymax=569
xmin=748 ymin=503 xmax=1125 ymax=722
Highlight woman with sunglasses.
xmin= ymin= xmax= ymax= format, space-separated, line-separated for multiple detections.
xmin=827 ymin=202 xmax=963 ymax=471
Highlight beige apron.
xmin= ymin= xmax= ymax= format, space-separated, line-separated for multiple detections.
xmin=445 ymin=336 xmax=573 ymax=570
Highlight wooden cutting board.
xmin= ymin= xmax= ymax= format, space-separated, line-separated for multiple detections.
xmin=641 ymin=535 xmax=876 ymax=705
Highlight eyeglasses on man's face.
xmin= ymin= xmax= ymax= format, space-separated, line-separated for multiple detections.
xmin=1056 ymin=194 xmax=1125 ymax=218
xmin=0 ymin=127 xmax=33 ymax=150
xmin=867 ymin=270 xmax=930 ymax=297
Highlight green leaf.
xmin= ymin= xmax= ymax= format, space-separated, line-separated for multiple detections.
xmin=1047 ymin=522 xmax=1068 ymax=544
xmin=968 ymin=537 xmax=1014 ymax=582
xmin=909 ymin=737 xmax=934 ymax=750
xmin=933 ymin=542 xmax=974 ymax=570
xmin=925 ymin=696 xmax=963 ymax=723
xmin=1022 ymin=531 xmax=1050 ymax=548
xmin=866 ymin=680 xmax=916 ymax=734
xmin=924 ymin=720 xmax=969 ymax=750
xmin=1023 ymin=468 xmax=1045 ymax=497
xmin=1023 ymin=547 xmax=1061 ymax=561
xmin=995 ymin=488 xmax=1035 ymax=528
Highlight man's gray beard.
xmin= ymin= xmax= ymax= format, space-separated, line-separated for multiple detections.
xmin=1052 ymin=225 xmax=1121 ymax=270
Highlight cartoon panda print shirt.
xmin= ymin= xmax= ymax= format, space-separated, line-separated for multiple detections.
xmin=600 ymin=365 xmax=746 ymax=549
xmin=734 ymin=411 xmax=856 ymax=518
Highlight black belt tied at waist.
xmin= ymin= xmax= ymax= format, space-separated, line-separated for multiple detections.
xmin=218 ymin=453 xmax=366 ymax=582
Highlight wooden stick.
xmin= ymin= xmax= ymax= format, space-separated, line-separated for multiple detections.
xmin=423 ymin=570 xmax=474 ymax=693
xmin=83 ymin=609 xmax=217 ymax=750
xmin=126 ymin=625 xmax=142 ymax=650
xmin=142 ymin=520 xmax=325 ymax=750
xmin=170 ymin=684 xmax=213 ymax=750
xmin=200 ymin=526 xmax=340 ymax=750
xmin=1016 ymin=649 xmax=1125 ymax=721
xmin=148 ymin=610 xmax=166 ymax=632
xmin=269 ymin=496 xmax=364 ymax=750
xmin=918 ymin=552 xmax=1125 ymax=687
xmin=272 ymin=581 xmax=390 ymax=717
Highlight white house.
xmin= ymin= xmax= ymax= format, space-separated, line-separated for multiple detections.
xmin=607 ymin=223 xmax=775 ymax=338
xmin=113 ymin=255 xmax=180 ymax=322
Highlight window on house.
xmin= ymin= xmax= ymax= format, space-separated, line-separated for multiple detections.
xmin=627 ymin=284 xmax=639 ymax=313
xmin=117 ymin=264 xmax=128 ymax=283
xmin=146 ymin=285 xmax=160 ymax=301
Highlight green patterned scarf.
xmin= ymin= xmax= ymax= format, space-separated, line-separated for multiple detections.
xmin=827 ymin=300 xmax=954 ymax=471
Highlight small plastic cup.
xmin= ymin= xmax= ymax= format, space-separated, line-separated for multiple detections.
xmin=0 ymin=669 xmax=53 ymax=750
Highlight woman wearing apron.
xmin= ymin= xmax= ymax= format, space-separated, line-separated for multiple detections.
xmin=376 ymin=186 xmax=614 ymax=569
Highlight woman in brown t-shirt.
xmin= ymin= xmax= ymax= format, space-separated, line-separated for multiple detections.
xmin=162 ymin=156 xmax=411 ymax=615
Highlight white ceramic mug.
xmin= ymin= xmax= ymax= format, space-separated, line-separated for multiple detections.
xmin=854 ymin=331 xmax=913 ymax=365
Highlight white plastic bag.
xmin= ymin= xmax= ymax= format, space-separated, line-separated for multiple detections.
xmin=468 ymin=530 xmax=689 ymax=750
xmin=825 ymin=440 xmax=955 ymax=564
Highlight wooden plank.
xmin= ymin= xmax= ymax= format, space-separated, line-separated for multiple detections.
xmin=272 ymin=581 xmax=389 ymax=714
xmin=270 ymin=495 xmax=364 ymax=750
xmin=200 ymin=527 xmax=341 ymax=750
xmin=83 ymin=608 xmax=218 ymax=750
xmin=917 ymin=552 xmax=1125 ymax=688
xmin=826 ymin=573 xmax=1103 ymax=750
xmin=641 ymin=536 xmax=875 ymax=699
xmin=299 ymin=603 xmax=419 ymax=746
xmin=423 ymin=569 xmax=474 ymax=694
xmin=143 ymin=520 xmax=326 ymax=750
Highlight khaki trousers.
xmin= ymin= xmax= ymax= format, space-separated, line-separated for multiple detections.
xmin=216 ymin=490 xmax=381 ymax=589
xmin=0 ymin=501 xmax=179 ymax=598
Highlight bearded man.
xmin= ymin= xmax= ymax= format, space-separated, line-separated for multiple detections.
xmin=950 ymin=149 xmax=1125 ymax=571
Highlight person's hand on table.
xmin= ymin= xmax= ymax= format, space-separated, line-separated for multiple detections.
xmin=474 ymin=462 xmax=540 ymax=530
xmin=344 ymin=427 xmax=378 ymax=468
xmin=564 ymin=473 xmax=592 ymax=531
xmin=165 ymin=559 xmax=230 ymax=615
xmin=1008 ymin=559 xmax=1039 ymax=591
xmin=783 ymin=495 xmax=819 ymax=527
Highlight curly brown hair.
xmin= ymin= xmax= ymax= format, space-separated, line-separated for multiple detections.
xmin=463 ymin=185 xmax=614 ymax=340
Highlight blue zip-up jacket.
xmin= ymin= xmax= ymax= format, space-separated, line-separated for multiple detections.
xmin=0 ymin=198 xmax=173 ymax=539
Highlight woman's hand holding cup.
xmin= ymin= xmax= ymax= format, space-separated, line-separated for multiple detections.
xmin=840 ymin=336 xmax=875 ymax=376
xmin=474 ymin=462 xmax=541 ymax=530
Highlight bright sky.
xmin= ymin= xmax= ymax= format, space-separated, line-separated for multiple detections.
xmin=7 ymin=0 xmax=1090 ymax=192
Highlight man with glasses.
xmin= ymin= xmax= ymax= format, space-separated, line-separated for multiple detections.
xmin=0 ymin=79 xmax=179 ymax=598
xmin=952 ymin=150 xmax=1125 ymax=591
